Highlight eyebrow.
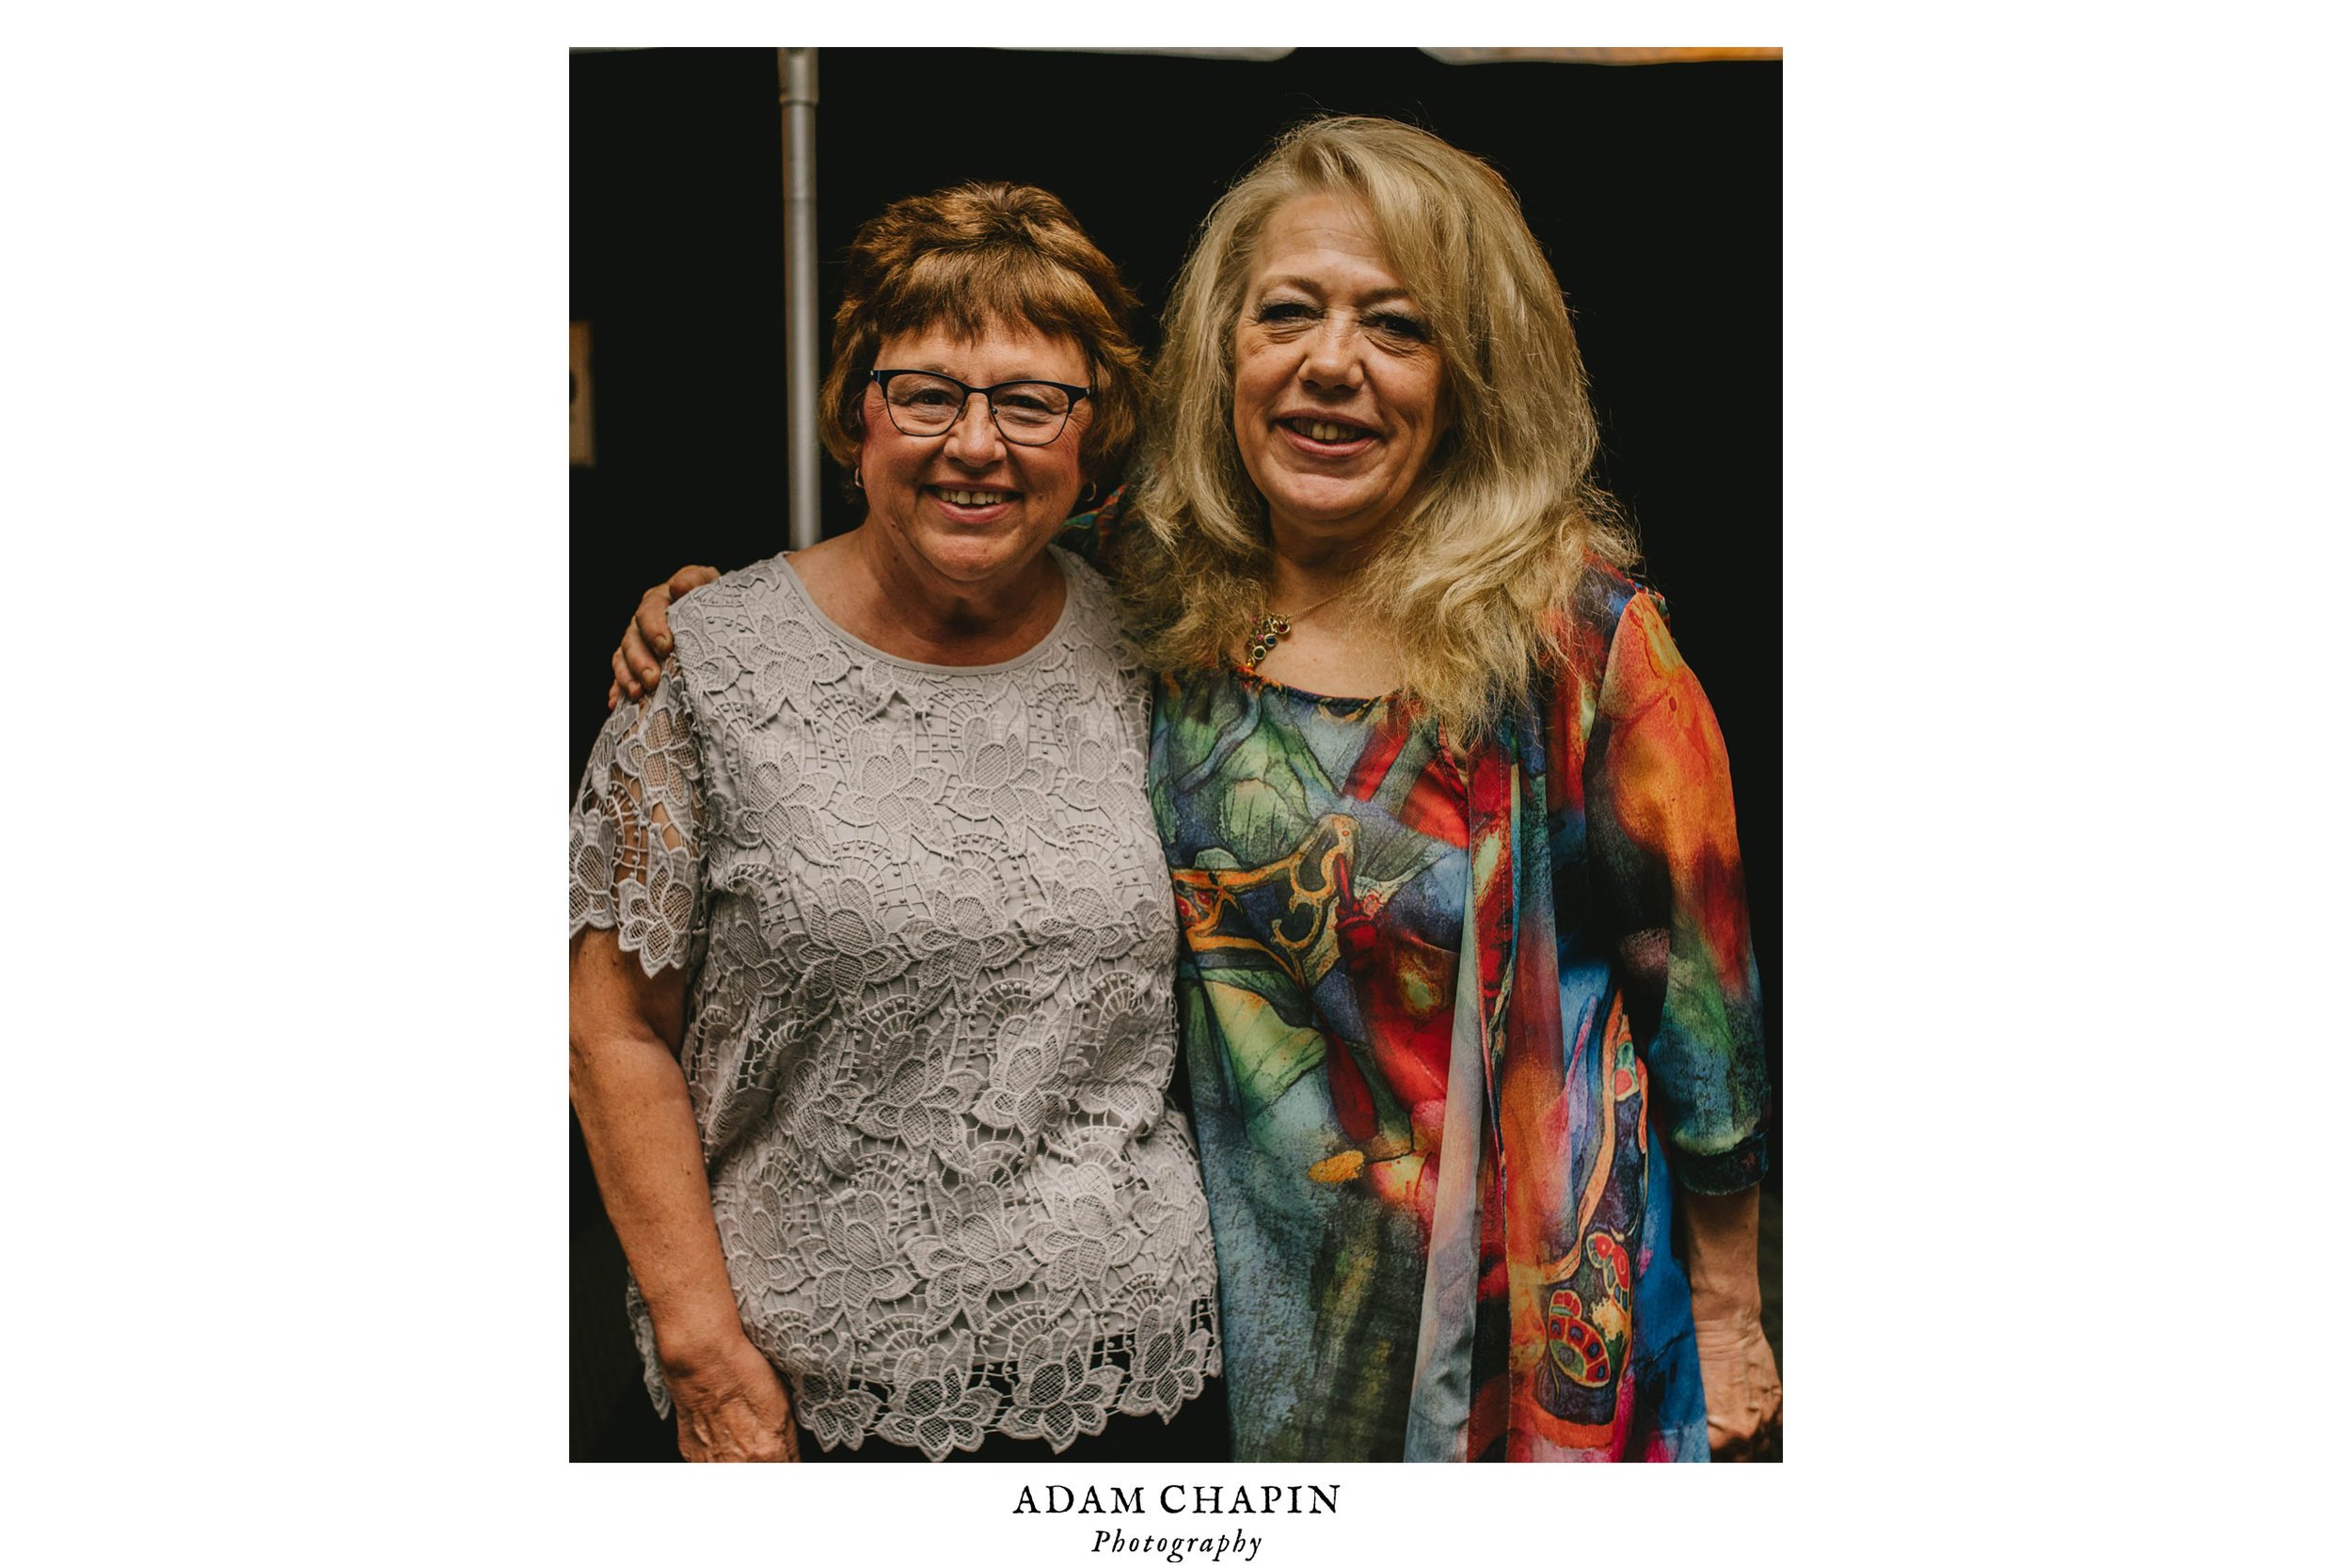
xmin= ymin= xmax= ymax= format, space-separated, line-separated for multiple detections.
xmin=1253 ymin=275 xmax=1417 ymax=305
xmin=886 ymin=361 xmax=1074 ymax=383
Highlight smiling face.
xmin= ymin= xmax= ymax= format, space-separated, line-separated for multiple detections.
xmin=1232 ymin=193 xmax=1448 ymax=557
xmin=858 ymin=320 xmax=1091 ymax=594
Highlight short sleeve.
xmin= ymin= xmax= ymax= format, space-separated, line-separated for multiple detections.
xmin=1587 ymin=592 xmax=1769 ymax=1194
xmin=568 ymin=658 xmax=707 ymax=978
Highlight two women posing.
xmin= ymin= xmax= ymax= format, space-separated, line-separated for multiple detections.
xmin=572 ymin=117 xmax=1780 ymax=1463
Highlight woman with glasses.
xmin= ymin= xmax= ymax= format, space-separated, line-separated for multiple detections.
xmin=612 ymin=118 xmax=1780 ymax=1463
xmin=569 ymin=182 xmax=1222 ymax=1462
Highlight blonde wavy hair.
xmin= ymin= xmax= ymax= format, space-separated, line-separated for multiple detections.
xmin=1128 ymin=117 xmax=1639 ymax=739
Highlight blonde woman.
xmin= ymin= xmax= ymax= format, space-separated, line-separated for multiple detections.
xmin=612 ymin=119 xmax=1778 ymax=1462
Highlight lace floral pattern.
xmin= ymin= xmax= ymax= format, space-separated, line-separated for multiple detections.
xmin=570 ymin=550 xmax=1220 ymax=1456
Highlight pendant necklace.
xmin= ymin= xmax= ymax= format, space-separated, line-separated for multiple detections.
xmin=1244 ymin=584 xmax=1353 ymax=671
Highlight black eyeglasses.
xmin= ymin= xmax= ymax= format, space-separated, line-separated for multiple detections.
xmin=869 ymin=369 xmax=1092 ymax=447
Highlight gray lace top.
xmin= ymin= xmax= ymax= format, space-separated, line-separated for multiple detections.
xmin=567 ymin=547 xmax=1220 ymax=1457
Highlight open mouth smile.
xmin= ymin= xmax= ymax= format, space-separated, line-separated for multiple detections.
xmin=1279 ymin=417 xmax=1376 ymax=453
xmin=927 ymin=484 xmax=1019 ymax=515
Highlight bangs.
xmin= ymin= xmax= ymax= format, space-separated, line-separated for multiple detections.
xmin=872 ymin=245 xmax=1112 ymax=373
xmin=1301 ymin=157 xmax=1475 ymax=331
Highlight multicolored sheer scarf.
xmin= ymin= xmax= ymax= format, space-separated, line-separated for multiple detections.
xmin=1067 ymin=494 xmax=1767 ymax=1459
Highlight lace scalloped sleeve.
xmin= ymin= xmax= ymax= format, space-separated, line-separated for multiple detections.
xmin=568 ymin=659 xmax=707 ymax=977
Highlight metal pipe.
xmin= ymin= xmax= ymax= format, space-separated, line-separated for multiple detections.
xmin=779 ymin=48 xmax=820 ymax=549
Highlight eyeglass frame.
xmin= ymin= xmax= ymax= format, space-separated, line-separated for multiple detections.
xmin=867 ymin=369 xmax=1094 ymax=447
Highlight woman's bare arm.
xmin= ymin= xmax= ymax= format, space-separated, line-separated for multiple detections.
xmin=569 ymin=927 xmax=797 ymax=1461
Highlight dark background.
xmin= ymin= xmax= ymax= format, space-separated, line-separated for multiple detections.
xmin=570 ymin=45 xmax=1781 ymax=1461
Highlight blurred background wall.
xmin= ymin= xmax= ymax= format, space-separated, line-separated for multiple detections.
xmin=569 ymin=45 xmax=1781 ymax=1460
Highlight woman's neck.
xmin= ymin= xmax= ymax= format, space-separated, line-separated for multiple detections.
xmin=1263 ymin=509 xmax=1401 ymax=608
xmin=1249 ymin=522 xmax=1404 ymax=698
xmin=792 ymin=528 xmax=1067 ymax=665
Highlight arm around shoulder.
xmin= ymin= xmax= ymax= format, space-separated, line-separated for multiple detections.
xmin=607 ymin=563 xmax=723 ymax=708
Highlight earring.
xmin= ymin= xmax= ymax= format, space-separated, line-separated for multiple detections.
xmin=1079 ymin=482 xmax=1099 ymax=507
xmin=851 ymin=467 xmax=864 ymax=491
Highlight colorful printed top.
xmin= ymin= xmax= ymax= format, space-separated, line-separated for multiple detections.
xmin=1067 ymin=499 xmax=1768 ymax=1462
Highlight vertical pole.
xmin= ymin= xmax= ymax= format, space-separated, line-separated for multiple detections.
xmin=779 ymin=48 xmax=820 ymax=550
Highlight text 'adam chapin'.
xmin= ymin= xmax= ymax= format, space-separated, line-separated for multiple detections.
xmin=1012 ymin=1483 xmax=1341 ymax=1515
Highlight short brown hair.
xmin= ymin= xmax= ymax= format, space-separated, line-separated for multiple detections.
xmin=820 ymin=182 xmax=1145 ymax=492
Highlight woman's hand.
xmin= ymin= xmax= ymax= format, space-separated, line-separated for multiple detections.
xmin=608 ymin=564 xmax=722 ymax=708
xmin=663 ymin=1328 xmax=803 ymax=1463
xmin=1692 ymin=1307 xmax=1781 ymax=1462
xmin=1678 ymin=1184 xmax=1782 ymax=1461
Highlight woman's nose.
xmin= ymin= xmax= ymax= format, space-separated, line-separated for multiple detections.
xmin=944 ymin=392 xmax=1006 ymax=461
xmin=1299 ymin=317 xmax=1364 ymax=388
